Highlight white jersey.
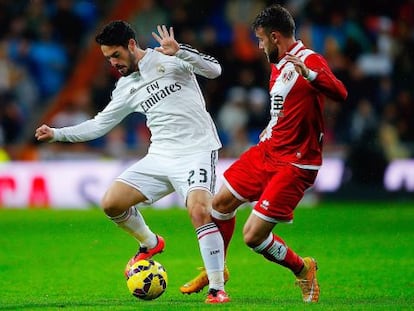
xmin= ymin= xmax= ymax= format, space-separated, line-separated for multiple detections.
xmin=52 ymin=45 xmax=222 ymax=155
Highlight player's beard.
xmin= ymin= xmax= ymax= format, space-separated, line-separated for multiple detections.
xmin=267 ymin=46 xmax=278 ymax=64
xmin=119 ymin=51 xmax=138 ymax=76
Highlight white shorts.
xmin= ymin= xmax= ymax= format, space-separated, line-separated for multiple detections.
xmin=116 ymin=150 xmax=218 ymax=205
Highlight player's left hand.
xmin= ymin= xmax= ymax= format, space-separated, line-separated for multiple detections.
xmin=285 ymin=53 xmax=310 ymax=78
xmin=152 ymin=25 xmax=180 ymax=56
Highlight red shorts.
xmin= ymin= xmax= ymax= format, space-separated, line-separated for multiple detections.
xmin=223 ymin=145 xmax=317 ymax=222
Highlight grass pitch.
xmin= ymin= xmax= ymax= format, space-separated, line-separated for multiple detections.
xmin=0 ymin=201 xmax=413 ymax=310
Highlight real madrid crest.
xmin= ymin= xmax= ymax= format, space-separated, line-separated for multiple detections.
xmin=157 ymin=64 xmax=165 ymax=74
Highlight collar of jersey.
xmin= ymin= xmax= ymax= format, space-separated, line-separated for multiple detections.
xmin=275 ymin=40 xmax=304 ymax=70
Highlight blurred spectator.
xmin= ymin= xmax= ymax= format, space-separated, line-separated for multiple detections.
xmin=130 ymin=0 xmax=169 ymax=48
xmin=246 ymin=87 xmax=269 ymax=142
xmin=356 ymin=44 xmax=392 ymax=77
xmin=0 ymin=41 xmax=18 ymax=91
xmin=50 ymin=89 xmax=92 ymax=128
xmin=375 ymin=76 xmax=394 ymax=113
xmin=322 ymin=36 xmax=348 ymax=72
xmin=90 ymin=62 xmax=116 ymax=113
xmin=72 ymin=0 xmax=99 ymax=30
xmin=0 ymin=148 xmax=10 ymax=162
xmin=221 ymin=127 xmax=253 ymax=158
xmin=35 ymin=89 xmax=94 ymax=158
xmin=13 ymin=20 xmax=69 ymax=99
xmin=0 ymin=91 xmax=24 ymax=145
xmin=50 ymin=0 xmax=86 ymax=61
xmin=23 ymin=0 xmax=49 ymax=40
xmin=0 ymin=40 xmax=39 ymax=115
xmin=349 ymin=98 xmax=378 ymax=143
xmin=217 ymin=86 xmax=249 ymax=145
xmin=346 ymin=129 xmax=388 ymax=186
xmin=168 ymin=3 xmax=197 ymax=46
xmin=378 ymin=122 xmax=411 ymax=161
xmin=103 ymin=125 xmax=129 ymax=158
xmin=323 ymin=98 xmax=343 ymax=151
xmin=394 ymin=90 xmax=414 ymax=143
xmin=0 ymin=125 xmax=10 ymax=162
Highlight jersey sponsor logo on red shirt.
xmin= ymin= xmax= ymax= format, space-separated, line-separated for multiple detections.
xmin=270 ymin=94 xmax=284 ymax=117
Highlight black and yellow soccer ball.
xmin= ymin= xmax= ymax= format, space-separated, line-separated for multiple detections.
xmin=126 ymin=259 xmax=168 ymax=300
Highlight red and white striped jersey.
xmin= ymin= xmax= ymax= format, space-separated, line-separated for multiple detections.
xmin=259 ymin=40 xmax=347 ymax=170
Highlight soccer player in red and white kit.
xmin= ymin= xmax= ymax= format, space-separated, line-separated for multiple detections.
xmin=181 ymin=4 xmax=348 ymax=302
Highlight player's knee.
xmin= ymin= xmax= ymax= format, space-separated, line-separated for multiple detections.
xmin=212 ymin=195 xmax=226 ymax=212
xmin=243 ymin=223 xmax=270 ymax=248
xmin=243 ymin=227 xmax=262 ymax=248
xmin=101 ymin=193 xmax=123 ymax=217
xmin=188 ymin=200 xmax=211 ymax=228
xmin=212 ymin=190 xmax=240 ymax=214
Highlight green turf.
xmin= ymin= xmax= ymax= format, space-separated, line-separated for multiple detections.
xmin=1 ymin=201 xmax=413 ymax=310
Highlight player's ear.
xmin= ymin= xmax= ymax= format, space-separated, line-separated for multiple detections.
xmin=270 ymin=31 xmax=278 ymax=43
xmin=128 ymin=39 xmax=136 ymax=52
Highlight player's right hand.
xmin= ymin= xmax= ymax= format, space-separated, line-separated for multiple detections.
xmin=35 ymin=124 xmax=54 ymax=142
xmin=152 ymin=25 xmax=179 ymax=56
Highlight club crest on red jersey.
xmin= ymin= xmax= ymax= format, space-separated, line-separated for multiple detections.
xmin=282 ymin=69 xmax=295 ymax=83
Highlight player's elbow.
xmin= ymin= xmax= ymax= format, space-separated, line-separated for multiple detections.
xmin=215 ymin=65 xmax=222 ymax=78
xmin=328 ymin=85 xmax=348 ymax=102
xmin=207 ymin=64 xmax=222 ymax=79
xmin=335 ymin=88 xmax=348 ymax=102
xmin=342 ymin=88 xmax=348 ymax=101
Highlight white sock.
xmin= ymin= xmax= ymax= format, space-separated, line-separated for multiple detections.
xmin=253 ymin=232 xmax=287 ymax=261
xmin=196 ymin=223 xmax=225 ymax=290
xmin=110 ymin=206 xmax=157 ymax=248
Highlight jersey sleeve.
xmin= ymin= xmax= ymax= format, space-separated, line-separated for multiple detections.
xmin=304 ymin=53 xmax=348 ymax=102
xmin=175 ymin=43 xmax=222 ymax=79
xmin=52 ymin=91 xmax=133 ymax=143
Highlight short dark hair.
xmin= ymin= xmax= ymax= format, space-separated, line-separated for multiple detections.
xmin=252 ymin=4 xmax=295 ymax=37
xmin=95 ymin=20 xmax=136 ymax=48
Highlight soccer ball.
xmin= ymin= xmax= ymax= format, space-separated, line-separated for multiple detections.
xmin=126 ymin=259 xmax=168 ymax=300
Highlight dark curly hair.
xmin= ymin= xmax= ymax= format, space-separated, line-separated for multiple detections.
xmin=95 ymin=20 xmax=136 ymax=48
xmin=252 ymin=4 xmax=295 ymax=37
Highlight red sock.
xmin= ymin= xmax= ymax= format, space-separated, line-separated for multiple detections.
xmin=212 ymin=216 xmax=235 ymax=257
xmin=260 ymin=234 xmax=304 ymax=274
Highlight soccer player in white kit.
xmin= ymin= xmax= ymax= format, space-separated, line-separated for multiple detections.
xmin=35 ymin=21 xmax=229 ymax=303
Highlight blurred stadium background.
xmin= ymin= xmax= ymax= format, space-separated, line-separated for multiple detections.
xmin=0 ymin=0 xmax=413 ymax=208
